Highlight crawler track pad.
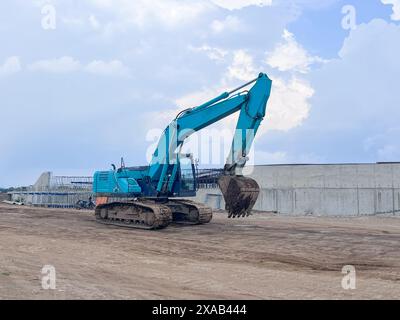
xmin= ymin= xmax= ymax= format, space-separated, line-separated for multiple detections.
xmin=218 ymin=175 xmax=260 ymax=218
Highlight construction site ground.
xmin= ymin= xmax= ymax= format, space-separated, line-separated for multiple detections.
xmin=0 ymin=203 xmax=399 ymax=299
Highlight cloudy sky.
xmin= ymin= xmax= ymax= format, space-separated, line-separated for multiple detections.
xmin=0 ymin=0 xmax=399 ymax=187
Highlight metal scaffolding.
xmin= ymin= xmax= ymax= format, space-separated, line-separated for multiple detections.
xmin=50 ymin=175 xmax=93 ymax=191
xmin=9 ymin=173 xmax=94 ymax=208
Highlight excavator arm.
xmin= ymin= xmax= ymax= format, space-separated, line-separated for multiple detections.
xmin=148 ymin=73 xmax=272 ymax=217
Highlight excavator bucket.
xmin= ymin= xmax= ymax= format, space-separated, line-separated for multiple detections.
xmin=218 ymin=175 xmax=260 ymax=218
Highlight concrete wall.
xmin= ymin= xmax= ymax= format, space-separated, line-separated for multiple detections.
xmin=10 ymin=191 xmax=93 ymax=208
xmin=192 ymin=163 xmax=400 ymax=216
xmin=0 ymin=193 xmax=11 ymax=202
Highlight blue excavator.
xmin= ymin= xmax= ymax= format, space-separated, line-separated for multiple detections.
xmin=93 ymin=73 xmax=272 ymax=229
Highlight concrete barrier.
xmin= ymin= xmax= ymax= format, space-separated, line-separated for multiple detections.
xmin=191 ymin=163 xmax=400 ymax=216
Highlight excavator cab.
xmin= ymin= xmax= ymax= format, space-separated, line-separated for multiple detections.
xmin=177 ymin=154 xmax=196 ymax=196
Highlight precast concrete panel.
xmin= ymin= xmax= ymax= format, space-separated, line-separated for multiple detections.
xmin=392 ymin=165 xmax=400 ymax=188
xmin=395 ymin=189 xmax=400 ymax=214
xmin=356 ymin=165 xmax=376 ymax=188
xmin=339 ymin=189 xmax=359 ymax=216
xmin=276 ymin=189 xmax=294 ymax=214
xmin=272 ymin=167 xmax=293 ymax=189
xmin=323 ymin=165 xmax=343 ymax=188
xmin=292 ymin=189 xmax=322 ymax=215
xmin=249 ymin=166 xmax=274 ymax=188
xmin=358 ymin=189 xmax=376 ymax=215
xmin=375 ymin=165 xmax=393 ymax=188
xmin=292 ymin=166 xmax=325 ymax=188
xmin=375 ymin=189 xmax=394 ymax=214
xmin=340 ymin=165 xmax=359 ymax=188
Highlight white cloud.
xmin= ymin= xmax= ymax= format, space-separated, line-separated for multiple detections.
xmin=84 ymin=60 xmax=130 ymax=77
xmin=83 ymin=0 xmax=273 ymax=34
xmin=89 ymin=14 xmax=101 ymax=29
xmin=211 ymin=15 xmax=244 ymax=33
xmin=88 ymin=0 xmax=213 ymax=29
xmin=28 ymin=56 xmax=81 ymax=73
xmin=227 ymin=50 xmax=257 ymax=81
xmin=307 ymin=19 xmax=400 ymax=161
xmin=381 ymin=0 xmax=400 ymax=21
xmin=0 ymin=56 xmax=21 ymax=77
xmin=266 ymin=29 xmax=325 ymax=73
xmin=61 ymin=17 xmax=85 ymax=28
xmin=189 ymin=45 xmax=228 ymax=62
xmin=61 ymin=15 xmax=100 ymax=30
xmin=164 ymin=72 xmax=313 ymax=165
xmin=176 ymin=49 xmax=259 ymax=109
xmin=164 ymin=56 xmax=244 ymax=141
xmin=265 ymin=76 xmax=314 ymax=132
xmin=39 ymin=0 xmax=272 ymax=33
xmin=176 ymin=88 xmax=220 ymax=109
xmin=31 ymin=0 xmax=53 ymax=7
xmin=364 ymin=127 xmax=400 ymax=162
xmin=27 ymin=57 xmax=130 ymax=77
xmin=177 ymin=49 xmax=314 ymax=135
xmin=338 ymin=19 xmax=400 ymax=59
xmin=210 ymin=0 xmax=272 ymax=10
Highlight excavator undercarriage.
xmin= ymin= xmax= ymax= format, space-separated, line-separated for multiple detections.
xmin=95 ymin=198 xmax=212 ymax=230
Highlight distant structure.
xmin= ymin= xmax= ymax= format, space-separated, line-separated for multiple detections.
xmin=9 ymin=172 xmax=93 ymax=208
xmin=196 ymin=168 xmax=223 ymax=189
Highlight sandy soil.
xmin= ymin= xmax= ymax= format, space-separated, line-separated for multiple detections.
xmin=0 ymin=203 xmax=399 ymax=300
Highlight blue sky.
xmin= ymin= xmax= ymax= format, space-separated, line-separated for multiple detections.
xmin=0 ymin=0 xmax=400 ymax=187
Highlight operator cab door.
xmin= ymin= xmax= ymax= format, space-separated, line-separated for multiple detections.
xmin=178 ymin=154 xmax=196 ymax=197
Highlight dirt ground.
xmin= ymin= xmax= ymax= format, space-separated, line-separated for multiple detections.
xmin=0 ymin=203 xmax=399 ymax=300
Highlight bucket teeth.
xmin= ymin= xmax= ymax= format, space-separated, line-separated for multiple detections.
xmin=218 ymin=175 xmax=260 ymax=219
